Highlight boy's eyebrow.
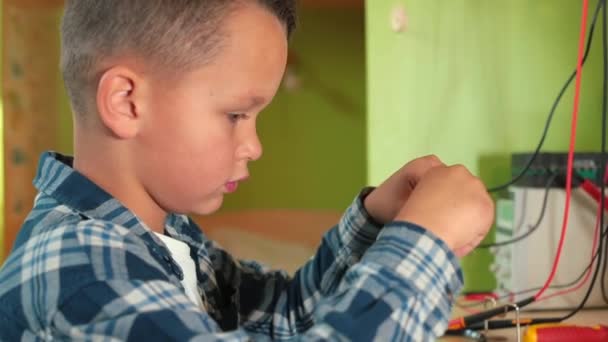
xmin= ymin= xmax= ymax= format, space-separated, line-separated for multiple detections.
xmin=240 ymin=96 xmax=267 ymax=109
xmin=249 ymin=96 xmax=266 ymax=107
xmin=227 ymin=95 xmax=268 ymax=111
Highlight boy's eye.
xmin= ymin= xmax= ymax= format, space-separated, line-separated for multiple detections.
xmin=228 ymin=113 xmax=246 ymax=123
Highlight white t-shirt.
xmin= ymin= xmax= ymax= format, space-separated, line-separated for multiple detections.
xmin=154 ymin=233 xmax=204 ymax=309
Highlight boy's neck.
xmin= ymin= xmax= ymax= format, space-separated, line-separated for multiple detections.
xmin=73 ymin=127 xmax=168 ymax=234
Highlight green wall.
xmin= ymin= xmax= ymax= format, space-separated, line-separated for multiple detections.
xmin=366 ymin=0 xmax=605 ymax=291
xmin=222 ymin=9 xmax=367 ymax=211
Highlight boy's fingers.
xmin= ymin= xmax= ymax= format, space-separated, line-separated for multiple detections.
xmin=401 ymin=157 xmax=446 ymax=188
xmin=454 ymin=235 xmax=486 ymax=257
xmin=410 ymin=155 xmax=445 ymax=175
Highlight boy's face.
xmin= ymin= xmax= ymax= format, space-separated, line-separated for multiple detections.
xmin=134 ymin=4 xmax=288 ymax=215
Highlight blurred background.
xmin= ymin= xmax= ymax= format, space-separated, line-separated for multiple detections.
xmin=2 ymin=0 xmax=606 ymax=309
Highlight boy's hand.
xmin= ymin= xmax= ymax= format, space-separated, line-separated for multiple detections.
xmin=395 ymin=165 xmax=494 ymax=257
xmin=364 ymin=155 xmax=444 ymax=224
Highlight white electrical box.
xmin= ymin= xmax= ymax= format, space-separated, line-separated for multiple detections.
xmin=493 ymin=186 xmax=608 ymax=310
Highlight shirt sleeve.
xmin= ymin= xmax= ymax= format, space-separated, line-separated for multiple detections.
xmin=203 ymin=189 xmax=381 ymax=330
xmin=202 ymin=189 xmax=464 ymax=340
xmin=50 ymin=186 xmax=463 ymax=341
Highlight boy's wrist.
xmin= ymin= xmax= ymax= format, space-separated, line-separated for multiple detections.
xmin=358 ymin=187 xmax=384 ymax=228
xmin=394 ymin=212 xmax=456 ymax=252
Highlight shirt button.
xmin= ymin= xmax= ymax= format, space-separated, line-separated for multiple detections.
xmin=163 ymin=255 xmax=172 ymax=263
xmin=174 ymin=268 xmax=184 ymax=280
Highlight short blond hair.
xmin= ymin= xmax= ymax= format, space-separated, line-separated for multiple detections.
xmin=60 ymin=0 xmax=297 ymax=115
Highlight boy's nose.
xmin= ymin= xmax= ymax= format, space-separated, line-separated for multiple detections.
xmin=244 ymin=132 xmax=263 ymax=162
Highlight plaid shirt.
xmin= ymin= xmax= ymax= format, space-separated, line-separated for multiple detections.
xmin=0 ymin=152 xmax=463 ymax=341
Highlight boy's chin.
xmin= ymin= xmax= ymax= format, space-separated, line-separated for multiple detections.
xmin=190 ymin=196 xmax=225 ymax=216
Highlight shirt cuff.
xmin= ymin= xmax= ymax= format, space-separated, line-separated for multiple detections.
xmin=333 ymin=188 xmax=385 ymax=259
xmin=367 ymin=221 xmax=464 ymax=298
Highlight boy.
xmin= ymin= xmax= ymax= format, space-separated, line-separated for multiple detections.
xmin=0 ymin=1 xmax=494 ymax=340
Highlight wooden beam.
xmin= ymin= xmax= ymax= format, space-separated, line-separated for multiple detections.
xmin=2 ymin=1 xmax=63 ymax=257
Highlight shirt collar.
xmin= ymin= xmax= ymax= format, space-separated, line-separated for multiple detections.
xmin=34 ymin=151 xmax=116 ymax=215
xmin=33 ymin=151 xmax=200 ymax=242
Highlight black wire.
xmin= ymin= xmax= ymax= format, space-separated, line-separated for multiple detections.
xmin=478 ymin=174 xmax=555 ymax=249
xmin=600 ymin=0 xmax=608 ymax=304
xmin=487 ymin=0 xmax=604 ymax=193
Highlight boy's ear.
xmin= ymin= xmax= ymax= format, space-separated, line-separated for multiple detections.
xmin=96 ymin=67 xmax=142 ymax=139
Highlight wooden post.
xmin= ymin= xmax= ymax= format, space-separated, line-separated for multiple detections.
xmin=2 ymin=0 xmax=64 ymax=258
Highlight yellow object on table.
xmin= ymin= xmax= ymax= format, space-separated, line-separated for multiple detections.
xmin=523 ymin=323 xmax=608 ymax=342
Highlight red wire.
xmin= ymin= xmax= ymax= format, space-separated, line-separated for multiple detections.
xmin=534 ymin=0 xmax=589 ymax=300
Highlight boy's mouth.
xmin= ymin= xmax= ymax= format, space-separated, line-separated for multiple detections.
xmin=225 ymin=181 xmax=239 ymax=193
xmin=225 ymin=175 xmax=249 ymax=193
